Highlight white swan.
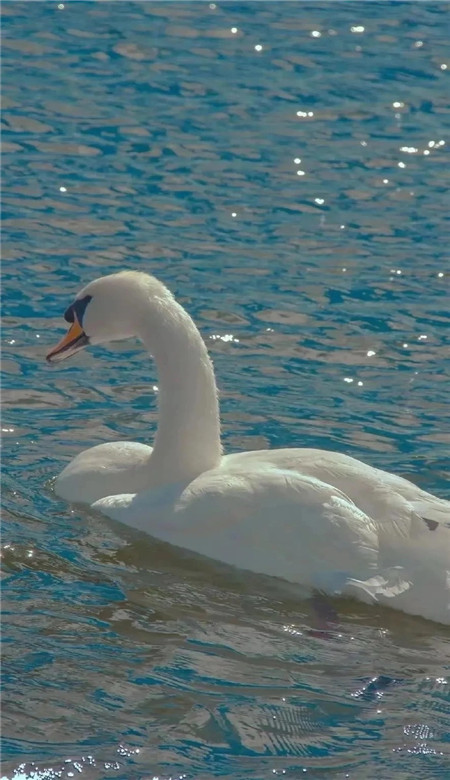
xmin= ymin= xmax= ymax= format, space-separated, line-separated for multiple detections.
xmin=47 ymin=271 xmax=450 ymax=624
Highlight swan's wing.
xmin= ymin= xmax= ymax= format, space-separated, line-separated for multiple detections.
xmin=317 ymin=493 xmax=413 ymax=601
xmin=307 ymin=487 xmax=447 ymax=612
xmin=174 ymin=468 xmax=383 ymax=591
xmin=182 ymin=470 xmax=420 ymax=602
xmin=56 ymin=441 xmax=153 ymax=504
xmin=93 ymin=467 xmax=380 ymax=590
xmin=92 ymin=466 xmax=448 ymax=620
xmin=226 ymin=448 xmax=450 ymax=531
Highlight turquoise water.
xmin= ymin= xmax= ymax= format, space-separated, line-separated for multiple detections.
xmin=2 ymin=2 xmax=449 ymax=778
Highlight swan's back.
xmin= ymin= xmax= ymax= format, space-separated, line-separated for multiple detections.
xmin=223 ymin=447 xmax=449 ymax=527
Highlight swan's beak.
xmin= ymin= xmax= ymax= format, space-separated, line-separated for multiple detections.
xmin=46 ymin=317 xmax=89 ymax=363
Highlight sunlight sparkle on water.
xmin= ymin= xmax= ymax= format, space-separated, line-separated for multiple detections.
xmin=210 ymin=333 xmax=239 ymax=343
xmin=283 ymin=624 xmax=303 ymax=636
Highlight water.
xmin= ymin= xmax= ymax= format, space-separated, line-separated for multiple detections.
xmin=2 ymin=2 xmax=449 ymax=777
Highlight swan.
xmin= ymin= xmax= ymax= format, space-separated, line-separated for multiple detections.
xmin=46 ymin=270 xmax=450 ymax=624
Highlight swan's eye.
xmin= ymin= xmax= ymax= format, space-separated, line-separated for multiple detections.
xmin=64 ymin=295 xmax=92 ymax=325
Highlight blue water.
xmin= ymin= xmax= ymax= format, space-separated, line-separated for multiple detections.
xmin=2 ymin=2 xmax=449 ymax=778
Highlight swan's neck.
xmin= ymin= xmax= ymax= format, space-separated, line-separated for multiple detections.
xmin=137 ymin=297 xmax=222 ymax=487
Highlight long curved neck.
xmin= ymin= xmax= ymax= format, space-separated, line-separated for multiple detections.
xmin=137 ymin=297 xmax=222 ymax=487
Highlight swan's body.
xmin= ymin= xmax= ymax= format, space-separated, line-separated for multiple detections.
xmin=47 ymin=271 xmax=450 ymax=624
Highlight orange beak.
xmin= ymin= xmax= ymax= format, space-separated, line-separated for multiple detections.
xmin=46 ymin=315 xmax=89 ymax=364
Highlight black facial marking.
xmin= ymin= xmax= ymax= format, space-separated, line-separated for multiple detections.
xmin=64 ymin=305 xmax=75 ymax=324
xmin=64 ymin=294 xmax=92 ymax=325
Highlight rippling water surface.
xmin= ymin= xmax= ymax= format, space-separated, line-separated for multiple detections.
xmin=2 ymin=2 xmax=450 ymax=778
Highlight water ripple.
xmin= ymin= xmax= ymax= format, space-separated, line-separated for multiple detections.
xmin=2 ymin=2 xmax=450 ymax=778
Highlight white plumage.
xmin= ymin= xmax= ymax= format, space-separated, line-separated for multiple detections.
xmin=47 ymin=271 xmax=450 ymax=624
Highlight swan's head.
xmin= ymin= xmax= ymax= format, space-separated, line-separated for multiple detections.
xmin=46 ymin=271 xmax=171 ymax=363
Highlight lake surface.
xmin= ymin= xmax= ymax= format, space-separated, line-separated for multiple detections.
xmin=2 ymin=2 xmax=449 ymax=778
